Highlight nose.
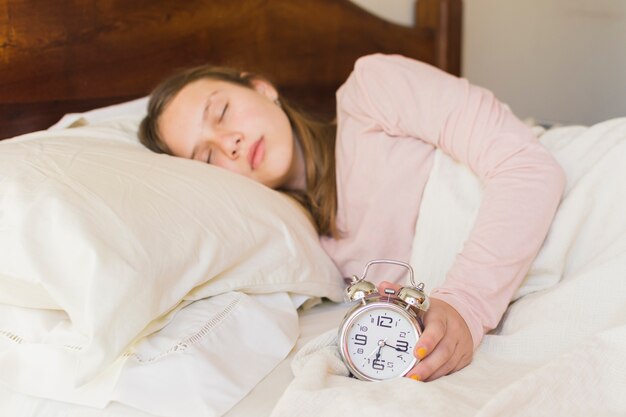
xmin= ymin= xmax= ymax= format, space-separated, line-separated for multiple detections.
xmin=215 ymin=130 xmax=243 ymax=159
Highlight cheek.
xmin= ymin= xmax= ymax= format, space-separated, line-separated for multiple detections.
xmin=262 ymin=143 xmax=293 ymax=185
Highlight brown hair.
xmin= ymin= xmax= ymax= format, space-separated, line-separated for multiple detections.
xmin=138 ymin=65 xmax=338 ymax=238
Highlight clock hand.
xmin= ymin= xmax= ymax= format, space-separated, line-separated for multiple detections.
xmin=374 ymin=346 xmax=383 ymax=361
xmin=366 ymin=346 xmax=379 ymax=359
xmin=366 ymin=338 xmax=388 ymax=359
xmin=383 ymin=342 xmax=402 ymax=351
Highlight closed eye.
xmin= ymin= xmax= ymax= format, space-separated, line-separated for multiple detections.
xmin=219 ymin=103 xmax=229 ymax=122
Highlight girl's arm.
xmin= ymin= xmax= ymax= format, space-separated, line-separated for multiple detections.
xmin=339 ymin=54 xmax=565 ymax=378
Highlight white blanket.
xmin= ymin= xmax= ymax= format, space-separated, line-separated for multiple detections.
xmin=270 ymin=118 xmax=626 ymax=417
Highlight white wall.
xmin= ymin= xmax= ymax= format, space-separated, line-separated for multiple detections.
xmin=349 ymin=0 xmax=415 ymax=27
xmin=351 ymin=0 xmax=626 ymax=126
xmin=464 ymin=0 xmax=626 ymax=125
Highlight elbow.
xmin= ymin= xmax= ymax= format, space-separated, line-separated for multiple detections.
xmin=524 ymin=137 xmax=567 ymax=202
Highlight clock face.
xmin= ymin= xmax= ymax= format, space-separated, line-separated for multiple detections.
xmin=340 ymin=302 xmax=420 ymax=380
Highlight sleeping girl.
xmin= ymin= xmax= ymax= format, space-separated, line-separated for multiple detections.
xmin=138 ymin=54 xmax=565 ymax=382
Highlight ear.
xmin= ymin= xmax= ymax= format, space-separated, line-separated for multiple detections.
xmin=249 ymin=76 xmax=279 ymax=101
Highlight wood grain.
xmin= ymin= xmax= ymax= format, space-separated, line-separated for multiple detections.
xmin=0 ymin=0 xmax=462 ymax=139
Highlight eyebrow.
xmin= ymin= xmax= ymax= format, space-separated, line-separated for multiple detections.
xmin=201 ymin=98 xmax=211 ymax=123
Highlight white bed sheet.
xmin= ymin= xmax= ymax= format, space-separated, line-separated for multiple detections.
xmin=0 ymin=299 xmax=348 ymax=417
xmin=269 ymin=118 xmax=626 ymax=417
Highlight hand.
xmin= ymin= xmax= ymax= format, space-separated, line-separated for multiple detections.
xmin=378 ymin=281 xmax=474 ymax=382
xmin=367 ymin=344 xmax=382 ymax=359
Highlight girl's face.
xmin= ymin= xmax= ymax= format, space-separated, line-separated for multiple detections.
xmin=158 ymin=78 xmax=298 ymax=189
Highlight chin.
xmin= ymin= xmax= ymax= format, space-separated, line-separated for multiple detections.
xmin=263 ymin=175 xmax=287 ymax=190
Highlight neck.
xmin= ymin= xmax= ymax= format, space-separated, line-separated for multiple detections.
xmin=283 ymin=133 xmax=307 ymax=192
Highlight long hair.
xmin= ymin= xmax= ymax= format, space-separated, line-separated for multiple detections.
xmin=138 ymin=65 xmax=338 ymax=238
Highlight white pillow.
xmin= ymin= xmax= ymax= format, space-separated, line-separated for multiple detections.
xmin=0 ymin=291 xmax=301 ymax=415
xmin=0 ymin=120 xmax=343 ymax=388
xmin=48 ymin=96 xmax=149 ymax=130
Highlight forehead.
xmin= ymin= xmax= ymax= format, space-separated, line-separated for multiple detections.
xmin=161 ymin=78 xmax=252 ymax=122
xmin=173 ymin=78 xmax=226 ymax=102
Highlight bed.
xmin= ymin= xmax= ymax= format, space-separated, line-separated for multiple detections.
xmin=2 ymin=1 xmax=626 ymax=416
xmin=0 ymin=0 xmax=461 ymax=139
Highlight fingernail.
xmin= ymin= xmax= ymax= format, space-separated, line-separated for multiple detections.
xmin=416 ymin=347 xmax=427 ymax=359
xmin=409 ymin=374 xmax=421 ymax=381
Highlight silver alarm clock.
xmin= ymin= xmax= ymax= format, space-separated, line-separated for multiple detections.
xmin=338 ymin=259 xmax=429 ymax=381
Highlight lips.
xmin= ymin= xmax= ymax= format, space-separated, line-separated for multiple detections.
xmin=248 ymin=137 xmax=265 ymax=170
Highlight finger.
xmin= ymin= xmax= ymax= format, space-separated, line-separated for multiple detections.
xmin=426 ymin=347 xmax=473 ymax=381
xmin=377 ymin=280 xmax=401 ymax=294
xmin=407 ymin=338 xmax=452 ymax=381
xmin=405 ymin=316 xmax=447 ymax=381
xmin=414 ymin=310 xmax=446 ymax=363
xmin=426 ymin=307 xmax=474 ymax=381
xmin=424 ymin=341 xmax=460 ymax=381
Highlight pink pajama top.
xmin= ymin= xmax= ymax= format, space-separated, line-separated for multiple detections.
xmin=320 ymin=54 xmax=565 ymax=348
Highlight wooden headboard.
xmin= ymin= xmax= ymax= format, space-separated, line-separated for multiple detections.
xmin=0 ymin=0 xmax=462 ymax=140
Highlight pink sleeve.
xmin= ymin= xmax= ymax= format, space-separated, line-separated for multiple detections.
xmin=340 ymin=54 xmax=566 ymax=347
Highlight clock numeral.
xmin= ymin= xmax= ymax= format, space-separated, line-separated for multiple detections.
xmin=354 ymin=334 xmax=367 ymax=345
xmin=359 ymin=325 xmax=368 ymax=332
xmin=387 ymin=361 xmax=394 ymax=369
xmin=357 ymin=348 xmax=364 ymax=354
xmin=399 ymin=331 xmax=407 ymax=338
xmin=372 ymin=358 xmax=385 ymax=371
xmin=376 ymin=315 xmax=393 ymax=328
xmin=396 ymin=340 xmax=409 ymax=352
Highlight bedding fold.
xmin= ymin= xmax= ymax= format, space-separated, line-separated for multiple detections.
xmin=270 ymin=117 xmax=626 ymax=417
xmin=0 ymin=123 xmax=344 ymax=414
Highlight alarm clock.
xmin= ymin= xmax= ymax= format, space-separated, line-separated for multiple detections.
xmin=337 ymin=259 xmax=429 ymax=381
